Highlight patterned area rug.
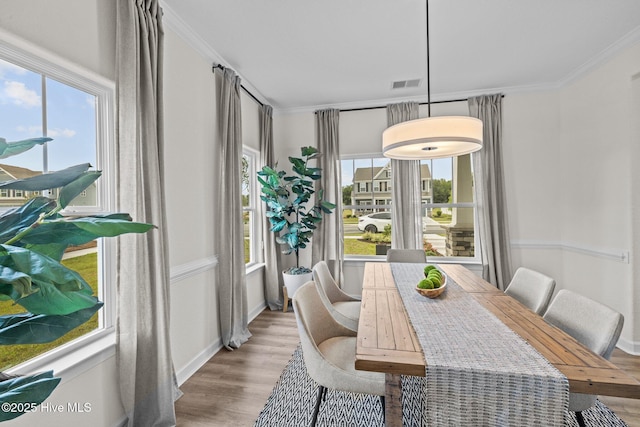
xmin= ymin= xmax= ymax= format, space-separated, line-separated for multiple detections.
xmin=254 ymin=346 xmax=628 ymax=427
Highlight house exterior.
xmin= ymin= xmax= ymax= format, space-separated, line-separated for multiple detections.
xmin=0 ymin=163 xmax=97 ymax=208
xmin=351 ymin=162 xmax=432 ymax=214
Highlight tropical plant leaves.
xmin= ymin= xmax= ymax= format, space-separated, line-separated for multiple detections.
xmin=0 ymin=371 xmax=60 ymax=421
xmin=0 ymin=197 xmax=59 ymax=244
xmin=0 ymin=245 xmax=97 ymax=315
xmin=0 ymin=302 xmax=103 ymax=345
xmin=257 ymin=147 xmax=335 ymax=263
xmin=20 ymin=216 xmax=155 ymax=246
xmin=0 ymin=137 xmax=51 ymax=160
xmin=0 ymin=163 xmax=93 ymax=191
xmin=58 ymin=170 xmax=101 ymax=209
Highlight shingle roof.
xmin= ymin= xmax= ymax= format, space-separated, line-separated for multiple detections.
xmin=0 ymin=164 xmax=41 ymax=181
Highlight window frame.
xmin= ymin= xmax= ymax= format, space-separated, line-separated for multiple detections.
xmin=242 ymin=146 xmax=260 ymax=267
xmin=341 ymin=154 xmax=481 ymax=263
xmin=0 ymin=30 xmax=117 ymax=376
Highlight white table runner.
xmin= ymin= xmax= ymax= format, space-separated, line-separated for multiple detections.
xmin=391 ymin=263 xmax=569 ymax=426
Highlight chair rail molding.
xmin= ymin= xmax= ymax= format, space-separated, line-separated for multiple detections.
xmin=170 ymin=256 xmax=218 ymax=284
xmin=510 ymin=240 xmax=630 ymax=264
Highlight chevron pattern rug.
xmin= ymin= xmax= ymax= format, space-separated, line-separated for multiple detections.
xmin=254 ymin=346 xmax=628 ymax=427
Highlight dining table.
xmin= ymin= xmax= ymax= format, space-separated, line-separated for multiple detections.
xmin=355 ymin=262 xmax=640 ymax=426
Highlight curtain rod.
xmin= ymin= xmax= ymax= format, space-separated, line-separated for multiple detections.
xmin=212 ymin=64 xmax=264 ymax=108
xmin=333 ymin=94 xmax=505 ymax=114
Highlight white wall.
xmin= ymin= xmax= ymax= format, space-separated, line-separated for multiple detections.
xmin=273 ymin=45 xmax=640 ymax=353
xmin=504 ymin=41 xmax=640 ymax=352
xmin=0 ymin=2 xmax=267 ymax=426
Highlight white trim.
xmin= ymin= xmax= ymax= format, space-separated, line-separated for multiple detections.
xmin=175 ymin=300 xmax=267 ymax=386
xmin=617 ymin=336 xmax=640 ymax=357
xmin=175 ymin=338 xmax=224 ymax=386
xmin=558 ymin=26 xmax=640 ymax=88
xmin=170 ymin=256 xmax=218 ymax=284
xmin=510 ymin=239 xmax=630 ymax=263
xmin=6 ymin=329 xmax=116 ymax=384
xmin=161 ymin=1 xmax=269 ymax=106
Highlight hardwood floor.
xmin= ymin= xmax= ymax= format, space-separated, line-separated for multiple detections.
xmin=175 ymin=308 xmax=640 ymax=426
xmin=175 ymin=309 xmax=299 ymax=426
xmin=601 ymin=349 xmax=640 ymax=426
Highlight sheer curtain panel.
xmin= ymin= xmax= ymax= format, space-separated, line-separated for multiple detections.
xmin=469 ymin=94 xmax=512 ymax=289
xmin=388 ymin=102 xmax=423 ymax=250
xmin=115 ymin=0 xmax=181 ymax=425
xmin=311 ymin=109 xmax=344 ymax=284
xmin=213 ymin=67 xmax=252 ymax=348
xmin=259 ymin=104 xmax=284 ymax=310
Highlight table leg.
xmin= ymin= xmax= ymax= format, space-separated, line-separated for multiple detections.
xmin=385 ymin=373 xmax=403 ymax=427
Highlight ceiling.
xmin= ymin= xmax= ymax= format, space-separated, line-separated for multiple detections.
xmin=161 ymin=0 xmax=640 ymax=113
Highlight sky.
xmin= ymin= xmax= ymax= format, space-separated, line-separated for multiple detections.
xmin=0 ymin=58 xmax=96 ymax=173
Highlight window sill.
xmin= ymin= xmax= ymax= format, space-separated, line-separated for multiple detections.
xmin=6 ymin=329 xmax=116 ymax=386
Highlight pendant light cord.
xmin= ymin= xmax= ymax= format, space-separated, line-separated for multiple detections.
xmin=426 ymin=0 xmax=431 ymax=118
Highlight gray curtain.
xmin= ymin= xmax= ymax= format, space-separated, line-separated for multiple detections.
xmin=312 ymin=109 xmax=344 ymax=284
xmin=469 ymin=94 xmax=512 ymax=290
xmin=260 ymin=104 xmax=284 ymax=310
xmin=213 ymin=67 xmax=252 ymax=348
xmin=388 ymin=102 xmax=423 ymax=249
xmin=115 ymin=0 xmax=181 ymax=425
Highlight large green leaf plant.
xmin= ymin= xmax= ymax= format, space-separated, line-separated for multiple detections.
xmin=0 ymin=137 xmax=153 ymax=421
xmin=257 ymin=146 xmax=336 ymax=273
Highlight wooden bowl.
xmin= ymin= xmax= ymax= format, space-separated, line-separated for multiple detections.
xmin=416 ymin=273 xmax=447 ymax=299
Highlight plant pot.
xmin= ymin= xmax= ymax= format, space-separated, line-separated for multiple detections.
xmin=376 ymin=244 xmax=390 ymax=255
xmin=282 ymin=270 xmax=313 ymax=312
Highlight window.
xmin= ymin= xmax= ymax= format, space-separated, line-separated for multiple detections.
xmin=242 ymin=147 xmax=259 ymax=265
xmin=0 ymin=37 xmax=114 ymax=371
xmin=341 ymin=155 xmax=477 ymax=260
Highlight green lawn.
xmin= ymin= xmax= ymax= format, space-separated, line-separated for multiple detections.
xmin=0 ymin=252 xmax=99 ymax=370
xmin=344 ymin=238 xmax=378 ymax=255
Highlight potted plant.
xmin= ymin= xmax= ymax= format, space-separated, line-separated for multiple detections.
xmin=0 ymin=137 xmax=153 ymax=421
xmin=258 ymin=146 xmax=335 ymax=299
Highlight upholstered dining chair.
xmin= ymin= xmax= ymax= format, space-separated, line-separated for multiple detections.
xmin=312 ymin=261 xmax=361 ymax=331
xmin=386 ymin=249 xmax=427 ymax=263
xmin=292 ymin=281 xmax=385 ymax=426
xmin=543 ymin=289 xmax=624 ymax=427
xmin=504 ymin=267 xmax=556 ymax=315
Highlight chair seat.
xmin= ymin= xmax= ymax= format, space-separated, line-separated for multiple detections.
xmin=317 ymin=336 xmax=385 ymax=395
xmin=333 ymin=301 xmax=361 ymax=322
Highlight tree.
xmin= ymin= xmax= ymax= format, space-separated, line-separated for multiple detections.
xmin=432 ymin=179 xmax=451 ymax=204
xmin=342 ymin=184 xmax=353 ymax=206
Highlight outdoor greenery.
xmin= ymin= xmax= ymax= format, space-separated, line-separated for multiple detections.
xmin=258 ymin=146 xmax=335 ymax=272
xmin=0 ymin=137 xmax=153 ymax=421
xmin=432 ymin=178 xmax=452 ymax=203
xmin=0 ymin=253 xmax=98 ymax=370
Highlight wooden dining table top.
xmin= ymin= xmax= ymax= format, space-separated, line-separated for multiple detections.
xmin=355 ymin=262 xmax=640 ymax=399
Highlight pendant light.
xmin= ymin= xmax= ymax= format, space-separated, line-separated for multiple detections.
xmin=382 ymin=0 xmax=483 ymax=160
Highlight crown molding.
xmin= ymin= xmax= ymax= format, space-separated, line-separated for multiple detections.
xmin=160 ymin=1 xmax=270 ymax=108
xmin=558 ymin=25 xmax=640 ymax=88
xmin=160 ymin=3 xmax=640 ymax=116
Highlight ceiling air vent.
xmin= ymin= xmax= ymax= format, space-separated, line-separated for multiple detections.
xmin=392 ymin=79 xmax=421 ymax=89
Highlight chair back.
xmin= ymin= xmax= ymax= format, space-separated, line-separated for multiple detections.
xmin=292 ymin=282 xmax=357 ymax=383
xmin=312 ymin=261 xmax=351 ymax=304
xmin=504 ymin=267 xmax=555 ymax=315
xmin=386 ymin=249 xmax=426 ymax=263
xmin=543 ymin=289 xmax=623 ymax=359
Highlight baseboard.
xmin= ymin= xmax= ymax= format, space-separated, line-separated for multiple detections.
xmin=176 ymin=338 xmax=224 ymax=386
xmin=249 ymin=301 xmax=267 ymax=323
xmin=175 ymin=300 xmax=267 ymax=386
xmin=616 ymin=336 xmax=640 ymax=356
